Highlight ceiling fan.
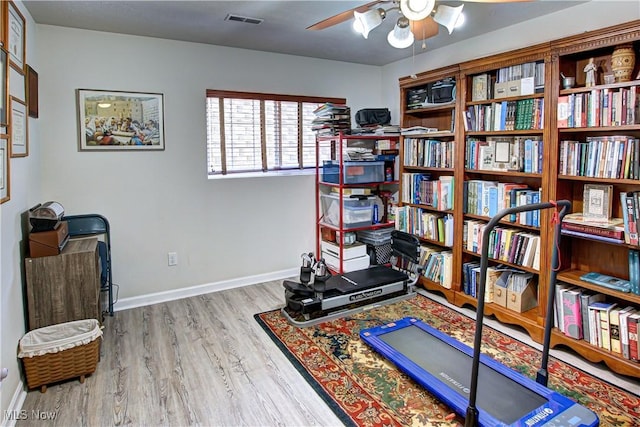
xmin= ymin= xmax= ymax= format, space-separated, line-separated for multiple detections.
xmin=307 ymin=0 xmax=530 ymax=49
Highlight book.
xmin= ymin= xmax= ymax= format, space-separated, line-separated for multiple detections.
xmin=618 ymin=307 xmax=636 ymax=359
xmin=582 ymin=183 xmax=613 ymax=223
xmin=609 ymin=307 xmax=622 ymax=354
xmin=580 ymin=292 xmax=605 ymax=343
xmin=562 ymin=288 xmax=583 ymax=339
xmin=628 ymin=313 xmax=640 ymax=361
xmin=580 ymin=272 xmax=631 ymax=292
xmin=589 ymin=302 xmax=617 ymax=349
xmin=560 ymin=228 xmax=625 ymax=244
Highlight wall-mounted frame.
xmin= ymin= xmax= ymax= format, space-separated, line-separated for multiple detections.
xmin=26 ymin=65 xmax=37 ymax=118
xmin=77 ymin=89 xmax=165 ymax=151
xmin=9 ymin=95 xmax=27 ymax=157
xmin=0 ymin=136 xmax=9 ymax=203
xmin=0 ymin=1 xmax=7 ymax=49
xmin=0 ymin=49 xmax=7 ymax=126
xmin=7 ymin=1 xmax=25 ymax=73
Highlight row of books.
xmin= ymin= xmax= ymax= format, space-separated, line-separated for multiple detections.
xmin=464 ymin=180 xmax=541 ymax=226
xmin=495 ymin=61 xmax=544 ymax=84
xmin=466 ymin=136 xmax=543 ymax=173
xmin=419 ymin=245 xmax=453 ymax=289
xmin=621 ymin=191 xmax=640 ymax=247
xmin=463 ymin=98 xmax=543 ymax=132
xmin=558 ymin=136 xmax=639 ymax=179
xmin=403 ymin=138 xmax=454 ymax=168
xmin=557 ymin=86 xmax=639 ymax=128
xmin=463 ymin=220 xmax=541 ymax=270
xmin=555 ymin=285 xmax=639 ymax=360
xmin=395 ymin=207 xmax=454 ymax=247
xmin=400 ymin=174 xmax=454 ymax=210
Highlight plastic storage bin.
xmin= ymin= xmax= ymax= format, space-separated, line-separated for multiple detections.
xmin=321 ymin=193 xmax=374 ymax=229
xmin=322 ymin=161 xmax=385 ymax=184
xmin=18 ymin=319 xmax=102 ymax=392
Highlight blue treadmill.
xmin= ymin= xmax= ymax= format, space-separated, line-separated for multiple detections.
xmin=360 ymin=201 xmax=599 ymax=427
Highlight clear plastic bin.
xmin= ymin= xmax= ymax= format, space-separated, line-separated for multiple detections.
xmin=322 ymin=161 xmax=385 ymax=184
xmin=321 ymin=193 xmax=374 ymax=228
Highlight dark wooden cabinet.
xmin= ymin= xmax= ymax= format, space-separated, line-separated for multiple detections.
xmin=25 ymin=238 xmax=102 ymax=330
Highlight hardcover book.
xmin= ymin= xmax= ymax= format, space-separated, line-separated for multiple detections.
xmin=562 ymin=288 xmax=583 ymax=339
xmin=580 ymin=272 xmax=631 ymax=293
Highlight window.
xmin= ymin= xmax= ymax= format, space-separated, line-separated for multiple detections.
xmin=206 ymin=90 xmax=346 ymax=177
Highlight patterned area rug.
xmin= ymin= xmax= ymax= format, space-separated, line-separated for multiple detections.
xmin=255 ymin=294 xmax=640 ymax=427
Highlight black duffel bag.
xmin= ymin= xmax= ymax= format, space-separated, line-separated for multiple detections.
xmin=355 ymin=108 xmax=391 ymax=126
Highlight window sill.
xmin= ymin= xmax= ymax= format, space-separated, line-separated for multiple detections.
xmin=208 ymin=168 xmax=315 ymax=180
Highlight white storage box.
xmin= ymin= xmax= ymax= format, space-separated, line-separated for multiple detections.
xmin=321 ymin=193 xmax=374 ymax=229
xmin=322 ymin=250 xmax=370 ymax=272
xmin=321 ymin=240 xmax=367 ymax=260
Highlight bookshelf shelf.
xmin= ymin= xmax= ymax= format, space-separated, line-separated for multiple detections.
xmin=558 ymin=125 xmax=640 ymax=133
xmin=461 ymin=249 xmax=540 ymax=274
xmin=463 ymin=214 xmax=540 ymax=232
xmin=465 ymin=129 xmax=545 ymax=137
xmin=455 ymin=292 xmax=542 ymax=341
xmin=464 ymin=169 xmax=542 ymax=179
xmin=558 ymin=175 xmax=640 ymax=184
xmin=406 ymin=103 xmax=456 ymax=114
xmin=557 ymin=269 xmax=640 ymax=304
xmin=550 ymin=330 xmax=640 ymax=378
xmin=466 ymin=92 xmax=545 ymax=107
xmin=398 ymin=20 xmax=640 ymax=378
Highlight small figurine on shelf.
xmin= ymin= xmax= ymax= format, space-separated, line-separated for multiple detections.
xmin=584 ymin=57 xmax=597 ymax=87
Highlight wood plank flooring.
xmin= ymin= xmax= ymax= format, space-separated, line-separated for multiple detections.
xmin=17 ymin=282 xmax=342 ymax=426
xmin=16 ymin=282 xmax=639 ymax=426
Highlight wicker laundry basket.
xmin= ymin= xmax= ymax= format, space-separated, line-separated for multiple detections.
xmin=18 ymin=319 xmax=102 ymax=393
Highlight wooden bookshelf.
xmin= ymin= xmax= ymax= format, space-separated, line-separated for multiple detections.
xmin=399 ymin=20 xmax=640 ymax=378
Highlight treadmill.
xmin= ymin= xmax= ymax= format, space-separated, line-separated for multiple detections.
xmin=360 ymin=201 xmax=599 ymax=427
xmin=283 ymin=231 xmax=421 ymax=327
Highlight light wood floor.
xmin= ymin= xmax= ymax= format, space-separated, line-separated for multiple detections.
xmin=17 ymin=281 xmax=342 ymax=426
xmin=16 ymin=282 xmax=640 ymax=426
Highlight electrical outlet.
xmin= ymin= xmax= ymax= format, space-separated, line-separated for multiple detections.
xmin=168 ymin=252 xmax=178 ymax=266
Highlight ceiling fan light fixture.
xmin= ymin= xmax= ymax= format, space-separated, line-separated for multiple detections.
xmin=399 ymin=0 xmax=435 ymax=21
xmin=353 ymin=8 xmax=386 ymax=39
xmin=433 ymin=4 xmax=464 ymax=35
xmin=387 ymin=17 xmax=414 ymax=49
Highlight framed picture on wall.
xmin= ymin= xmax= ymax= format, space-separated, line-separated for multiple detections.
xmin=0 ymin=136 xmax=9 ymax=203
xmin=7 ymin=1 xmax=25 ymax=73
xmin=0 ymin=1 xmax=6 ymax=49
xmin=26 ymin=65 xmax=37 ymax=118
xmin=77 ymin=89 xmax=165 ymax=151
xmin=9 ymin=95 xmax=27 ymax=157
xmin=0 ymin=49 xmax=7 ymax=126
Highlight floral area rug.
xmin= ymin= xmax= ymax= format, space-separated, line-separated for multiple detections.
xmin=255 ymin=294 xmax=639 ymax=427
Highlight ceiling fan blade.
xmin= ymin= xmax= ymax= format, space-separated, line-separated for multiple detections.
xmin=306 ymin=1 xmax=385 ymax=30
xmin=410 ymin=17 xmax=439 ymax=41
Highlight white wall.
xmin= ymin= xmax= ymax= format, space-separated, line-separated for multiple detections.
xmin=0 ymin=0 xmax=41 ymax=416
xmin=35 ymin=27 xmax=385 ymax=303
xmin=381 ymin=1 xmax=640 ymax=121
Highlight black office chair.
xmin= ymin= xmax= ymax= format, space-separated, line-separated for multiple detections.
xmin=62 ymin=214 xmax=114 ymax=316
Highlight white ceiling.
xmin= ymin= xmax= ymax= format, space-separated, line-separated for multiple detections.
xmin=22 ymin=0 xmax=587 ymax=66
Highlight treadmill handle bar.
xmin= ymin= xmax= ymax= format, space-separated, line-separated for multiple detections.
xmin=465 ymin=200 xmax=571 ymax=427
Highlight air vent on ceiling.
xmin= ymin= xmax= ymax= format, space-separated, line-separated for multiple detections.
xmin=225 ymin=14 xmax=263 ymax=25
